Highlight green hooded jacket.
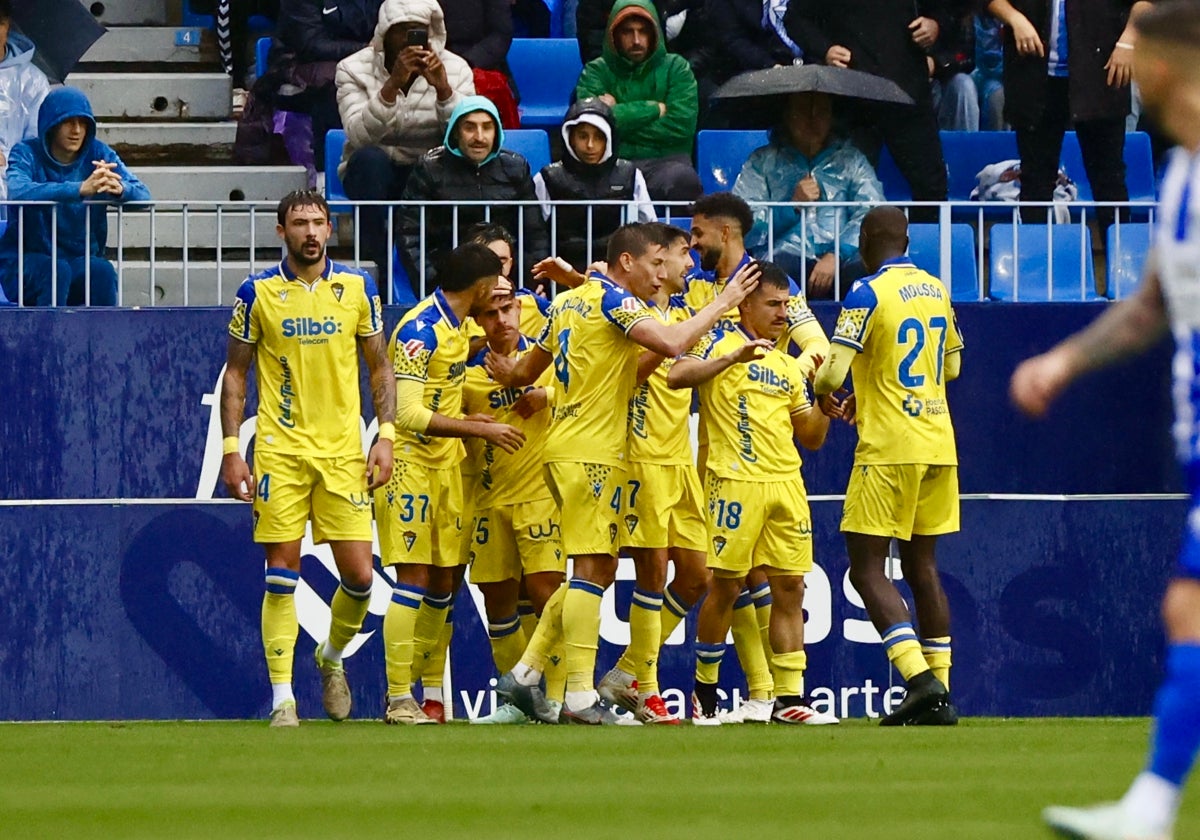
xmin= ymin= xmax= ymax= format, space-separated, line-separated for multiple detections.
xmin=574 ymin=0 xmax=698 ymax=161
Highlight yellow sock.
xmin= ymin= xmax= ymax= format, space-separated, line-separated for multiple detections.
xmin=622 ymin=587 xmax=663 ymax=695
xmin=694 ymin=641 xmax=725 ymax=685
xmin=383 ymin=584 xmax=423 ymax=698
xmin=922 ymin=636 xmax=952 ymax=691
xmin=544 ymin=640 xmax=567 ymax=704
xmin=522 ymin=584 xmax=565 ymax=671
xmin=751 ymin=582 xmax=774 ymax=680
xmin=659 ymin=584 xmax=692 ymax=646
xmin=883 ymin=622 xmax=931 ymax=681
xmin=327 ymin=581 xmax=371 ymax=652
xmin=771 ymin=649 xmax=807 ymax=697
xmin=262 ymin=568 xmax=299 ymax=686
xmin=518 ymin=599 xmax=537 ymax=642
xmin=487 ymin=612 xmax=528 ymax=674
xmin=732 ymin=592 xmax=773 ymax=700
xmin=411 ymin=591 xmax=453 ymax=681
xmin=563 ymin=579 xmax=604 ymax=694
xmin=422 ymin=608 xmax=453 ymax=690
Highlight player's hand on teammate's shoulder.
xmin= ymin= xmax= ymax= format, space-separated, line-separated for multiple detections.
xmin=717 ymin=260 xmax=761 ymax=308
xmin=513 ymin=387 xmax=549 ymax=418
xmin=366 ymin=438 xmax=394 ymax=491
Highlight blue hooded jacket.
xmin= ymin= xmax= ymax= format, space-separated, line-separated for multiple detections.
xmin=443 ymin=95 xmax=503 ymax=166
xmin=0 ymin=86 xmax=150 ymax=264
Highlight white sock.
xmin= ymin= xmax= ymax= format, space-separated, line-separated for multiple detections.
xmin=271 ymin=684 xmax=295 ymax=708
xmin=513 ymin=662 xmax=542 ymax=687
xmin=320 ymin=640 xmax=342 ymax=665
xmin=566 ymin=689 xmax=598 ymax=712
xmin=425 ymin=686 xmax=443 ymax=703
xmin=1121 ymin=771 xmax=1181 ymax=833
xmin=389 ymin=693 xmax=413 ymax=703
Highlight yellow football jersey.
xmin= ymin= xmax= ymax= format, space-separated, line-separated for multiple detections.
xmin=690 ymin=326 xmax=812 ymax=481
xmin=628 ymin=295 xmax=695 ymax=466
xmin=467 ymin=289 xmax=551 ymax=342
xmin=831 ymin=257 xmax=964 ymax=466
xmin=536 ymin=273 xmax=654 ymax=467
xmin=683 ymin=253 xmax=826 ymax=369
xmin=389 ymin=288 xmax=470 ymax=468
xmin=228 ymin=259 xmax=382 ymax=458
xmin=461 ymin=337 xmax=556 ymax=508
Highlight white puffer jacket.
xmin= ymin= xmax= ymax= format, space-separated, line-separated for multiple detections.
xmin=334 ymin=0 xmax=474 ymax=173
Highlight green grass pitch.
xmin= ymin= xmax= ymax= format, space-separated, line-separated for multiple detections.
xmin=0 ymin=718 xmax=1192 ymax=839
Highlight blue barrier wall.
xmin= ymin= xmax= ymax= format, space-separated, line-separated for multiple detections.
xmin=0 ymin=498 xmax=1178 ymax=721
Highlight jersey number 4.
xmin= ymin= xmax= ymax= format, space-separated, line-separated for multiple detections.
xmin=553 ymin=328 xmax=571 ymax=392
xmin=897 ymin=316 xmax=947 ymax=387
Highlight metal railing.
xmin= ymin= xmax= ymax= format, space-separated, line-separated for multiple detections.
xmin=0 ymin=198 xmax=1160 ymax=307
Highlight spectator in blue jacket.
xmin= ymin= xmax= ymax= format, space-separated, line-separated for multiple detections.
xmin=0 ymin=87 xmax=150 ymax=306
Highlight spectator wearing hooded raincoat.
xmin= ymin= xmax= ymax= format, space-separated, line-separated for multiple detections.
xmin=0 ymin=1 xmax=50 ymax=205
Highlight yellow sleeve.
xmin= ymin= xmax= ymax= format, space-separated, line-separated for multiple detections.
xmin=395 ymin=376 xmax=434 ymax=433
xmin=814 ymin=342 xmax=857 ymax=396
xmin=787 ymin=318 xmax=830 ymax=381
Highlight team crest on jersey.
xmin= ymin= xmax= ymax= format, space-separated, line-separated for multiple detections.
xmin=403 ymin=338 xmax=426 ymax=358
xmin=331 ymin=283 xmax=344 ymax=302
xmin=403 ymin=530 xmax=417 ymax=551
xmin=625 ymin=514 xmax=639 ymax=535
xmin=712 ymin=535 xmax=727 ymax=556
xmin=609 ymin=523 xmax=618 ymax=543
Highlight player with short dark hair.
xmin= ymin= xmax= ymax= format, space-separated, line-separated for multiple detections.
xmin=486 ymin=221 xmax=761 ymax=725
xmin=377 ymin=241 xmax=526 ymax=725
xmin=815 ymin=205 xmax=964 ymax=727
xmin=221 ymin=189 xmax=395 ymax=727
xmin=669 ymin=262 xmax=837 ymax=726
xmin=1013 ymin=3 xmax=1200 ymax=836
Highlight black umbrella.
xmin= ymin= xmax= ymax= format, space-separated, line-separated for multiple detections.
xmin=12 ymin=0 xmax=106 ymax=82
xmin=713 ymin=64 xmax=913 ymax=106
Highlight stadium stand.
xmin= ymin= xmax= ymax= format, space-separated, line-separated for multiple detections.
xmin=989 ymin=222 xmax=1099 ymax=301
xmin=1106 ymin=222 xmax=1154 ymax=300
xmin=507 ymin=38 xmax=581 ymax=130
xmin=503 ymin=128 xmax=552 ymax=174
xmin=906 ymin=223 xmax=980 ymax=301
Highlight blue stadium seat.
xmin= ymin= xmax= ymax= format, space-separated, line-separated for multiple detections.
xmin=1105 ymin=223 xmax=1154 ymax=299
xmin=874 ymin=145 xmax=911 ymax=202
xmin=906 ymin=223 xmax=980 ymax=301
xmin=940 ymin=131 xmax=1019 ymax=201
xmin=255 ymin=37 xmax=270 ymax=79
xmin=988 ymin=223 xmax=1099 ymax=301
xmin=695 ymin=130 xmax=769 ymax=194
xmin=1061 ymin=130 xmax=1156 ymax=204
xmin=324 ymin=129 xmax=350 ymax=212
xmin=507 ymin=39 xmax=582 ymax=130
xmin=504 ymin=128 xmax=551 ymax=174
xmin=391 ymin=247 xmax=418 ymax=307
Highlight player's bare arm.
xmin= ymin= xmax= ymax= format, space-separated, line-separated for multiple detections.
xmin=791 ymin=404 xmax=830 ymax=451
xmin=220 ymin=337 xmax=255 ymax=502
xmin=1010 ymin=268 xmax=1166 ymax=418
xmin=512 ymin=387 xmax=549 ymax=419
xmin=630 ymin=262 xmax=761 ymax=357
xmin=667 ymin=338 xmax=774 ymax=389
xmin=395 ymin=376 xmax=527 ymax=453
xmin=532 ymin=255 xmax=588 ymax=289
xmin=636 ymin=349 xmax=666 ymax=385
xmin=485 ymin=343 xmax=551 ymax=387
xmin=360 ymin=331 xmax=396 ymax=490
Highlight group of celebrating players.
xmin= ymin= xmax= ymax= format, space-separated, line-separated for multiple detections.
xmin=219 ymin=187 xmax=964 ymax=729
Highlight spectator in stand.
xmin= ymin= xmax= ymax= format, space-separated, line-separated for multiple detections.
xmin=0 ymin=88 xmax=150 ymax=307
xmin=786 ymin=0 xmax=950 ymax=218
xmin=733 ymin=91 xmax=883 ymax=298
xmin=532 ymin=98 xmax=655 ymax=271
xmin=973 ymin=13 xmax=1006 ymax=130
xmin=0 ymin=0 xmax=49 ymax=206
xmin=234 ymin=0 xmax=383 ymax=175
xmin=336 ymin=0 xmax=474 ymax=291
xmin=985 ymin=0 xmax=1151 ymax=227
xmin=928 ymin=2 xmax=980 ymax=131
xmin=436 ymin=0 xmax=519 ymax=127
xmin=399 ymin=96 xmax=548 ymax=289
xmin=706 ymin=0 xmax=803 ymax=85
xmin=576 ymin=0 xmax=703 ymax=203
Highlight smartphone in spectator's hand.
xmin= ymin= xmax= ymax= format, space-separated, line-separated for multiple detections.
xmin=406 ymin=29 xmax=428 ymax=49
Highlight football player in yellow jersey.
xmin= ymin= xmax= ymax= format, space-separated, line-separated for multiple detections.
xmin=597 ymin=223 xmax=711 ymax=725
xmin=378 ymin=243 xmax=527 ymax=725
xmin=814 ymin=206 xmax=964 ymax=726
xmin=486 ymin=222 xmax=760 ymax=725
xmin=221 ymin=190 xmax=395 ymax=728
xmin=460 ymin=280 xmax=567 ymax=724
xmin=688 ymin=192 xmax=832 ymax=721
xmin=670 ymin=263 xmax=838 ymax=726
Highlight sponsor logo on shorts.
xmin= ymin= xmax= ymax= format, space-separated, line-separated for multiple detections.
xmin=349 ymin=492 xmax=370 ymax=509
xmin=591 ymin=480 xmax=604 ymax=500
xmin=609 ymin=523 xmax=618 ymax=543
xmin=624 ymin=514 xmax=639 ymax=535
xmin=403 ymin=530 xmax=417 ymax=551
xmin=712 ymin=535 xmax=727 ymax=556
xmin=252 ymin=511 xmax=260 ymax=532
xmin=798 ymin=518 xmax=812 ymax=536
xmin=387 ymin=490 xmax=395 ymax=505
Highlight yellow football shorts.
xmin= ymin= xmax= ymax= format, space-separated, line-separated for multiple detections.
xmin=840 ymin=463 xmax=960 ymax=540
xmin=705 ymin=473 xmax=813 ymax=577
xmin=250 ymin=449 xmax=373 ymax=544
xmin=620 ymin=462 xmax=707 ymax=552
xmin=468 ymin=495 xmax=565 ymax=584
xmin=543 ymin=461 xmax=625 ymax=557
xmin=375 ymin=460 xmax=463 ymax=567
